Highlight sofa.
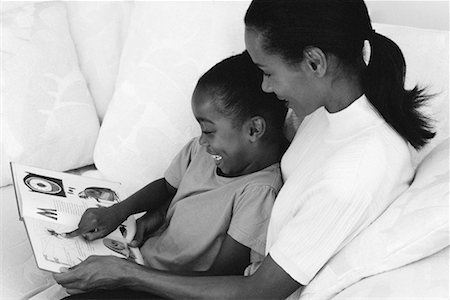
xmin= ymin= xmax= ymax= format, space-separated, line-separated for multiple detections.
xmin=1 ymin=1 xmax=448 ymax=299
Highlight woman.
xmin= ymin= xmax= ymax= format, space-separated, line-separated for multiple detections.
xmin=55 ymin=0 xmax=435 ymax=298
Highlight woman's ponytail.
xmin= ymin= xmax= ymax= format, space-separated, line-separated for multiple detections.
xmin=363 ymin=32 xmax=435 ymax=149
xmin=245 ymin=0 xmax=436 ymax=150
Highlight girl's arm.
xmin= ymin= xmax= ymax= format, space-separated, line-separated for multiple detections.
xmin=206 ymin=234 xmax=251 ymax=275
xmin=114 ymin=178 xmax=177 ymax=220
xmin=65 ymin=178 xmax=176 ymax=239
xmin=158 ymin=234 xmax=251 ymax=276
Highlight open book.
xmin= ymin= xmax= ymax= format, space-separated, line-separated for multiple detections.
xmin=10 ymin=162 xmax=144 ymax=273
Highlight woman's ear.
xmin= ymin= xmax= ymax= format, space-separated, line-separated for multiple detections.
xmin=303 ymin=47 xmax=327 ymax=77
xmin=247 ymin=116 xmax=266 ymax=142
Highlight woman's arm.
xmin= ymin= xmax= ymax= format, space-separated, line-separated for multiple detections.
xmin=130 ymin=254 xmax=301 ymax=299
xmin=55 ymin=254 xmax=302 ymax=299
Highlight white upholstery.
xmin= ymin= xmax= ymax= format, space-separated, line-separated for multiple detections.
xmin=0 ymin=2 xmax=448 ymax=299
xmin=0 ymin=2 xmax=100 ymax=187
xmin=65 ymin=1 xmax=132 ymax=122
xmin=332 ymin=246 xmax=449 ymax=300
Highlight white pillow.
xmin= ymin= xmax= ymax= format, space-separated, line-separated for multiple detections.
xmin=332 ymin=246 xmax=449 ymax=300
xmin=65 ymin=1 xmax=132 ymax=122
xmin=373 ymin=24 xmax=449 ymax=168
xmin=301 ymin=138 xmax=449 ymax=299
xmin=0 ymin=2 xmax=100 ymax=187
xmin=94 ymin=1 xmax=251 ymax=197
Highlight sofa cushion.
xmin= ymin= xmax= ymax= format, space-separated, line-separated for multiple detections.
xmin=333 ymin=246 xmax=449 ymax=300
xmin=300 ymin=138 xmax=449 ymax=299
xmin=0 ymin=2 xmax=100 ymax=187
xmin=93 ymin=1 xmax=250 ymax=197
xmin=65 ymin=1 xmax=132 ymax=122
xmin=0 ymin=184 xmax=55 ymax=299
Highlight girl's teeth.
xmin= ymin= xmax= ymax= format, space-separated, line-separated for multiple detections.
xmin=212 ymin=154 xmax=222 ymax=161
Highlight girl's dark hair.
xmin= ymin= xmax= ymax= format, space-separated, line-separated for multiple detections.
xmin=195 ymin=51 xmax=288 ymax=142
xmin=245 ymin=0 xmax=435 ymax=149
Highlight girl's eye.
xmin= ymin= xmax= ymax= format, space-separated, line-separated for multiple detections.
xmin=202 ymin=131 xmax=213 ymax=135
xmin=263 ymin=72 xmax=271 ymax=78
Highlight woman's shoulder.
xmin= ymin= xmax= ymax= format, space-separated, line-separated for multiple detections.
xmin=328 ymin=123 xmax=410 ymax=170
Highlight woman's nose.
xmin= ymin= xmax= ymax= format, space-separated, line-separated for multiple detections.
xmin=261 ymin=76 xmax=272 ymax=93
xmin=199 ymin=134 xmax=208 ymax=146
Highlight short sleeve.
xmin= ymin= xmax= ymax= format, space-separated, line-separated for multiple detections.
xmin=164 ymin=137 xmax=198 ymax=188
xmin=227 ymin=184 xmax=277 ymax=259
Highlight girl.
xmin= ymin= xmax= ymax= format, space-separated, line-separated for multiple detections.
xmin=59 ymin=51 xmax=288 ymax=293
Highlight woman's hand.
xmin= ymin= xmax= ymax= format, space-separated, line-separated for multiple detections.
xmin=65 ymin=206 xmax=126 ymax=241
xmin=129 ymin=210 xmax=165 ymax=247
xmin=53 ymin=255 xmax=133 ymax=294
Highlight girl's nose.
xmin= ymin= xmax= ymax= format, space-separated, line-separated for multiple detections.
xmin=261 ymin=76 xmax=273 ymax=93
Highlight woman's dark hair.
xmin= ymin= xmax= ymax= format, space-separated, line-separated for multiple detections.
xmin=194 ymin=51 xmax=288 ymax=142
xmin=245 ymin=0 xmax=435 ymax=149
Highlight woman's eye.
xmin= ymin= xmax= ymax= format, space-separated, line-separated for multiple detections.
xmin=202 ymin=131 xmax=213 ymax=135
xmin=263 ymin=72 xmax=271 ymax=78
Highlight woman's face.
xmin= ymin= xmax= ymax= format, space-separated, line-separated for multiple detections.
xmin=245 ymin=28 xmax=321 ymax=116
xmin=191 ymin=92 xmax=253 ymax=177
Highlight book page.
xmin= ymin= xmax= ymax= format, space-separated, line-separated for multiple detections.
xmin=24 ymin=217 xmax=143 ymax=273
xmin=11 ymin=163 xmax=123 ymax=222
xmin=10 ymin=163 xmax=143 ymax=272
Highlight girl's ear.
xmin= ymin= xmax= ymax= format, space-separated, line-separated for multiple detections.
xmin=247 ymin=116 xmax=266 ymax=142
xmin=303 ymin=46 xmax=327 ymax=77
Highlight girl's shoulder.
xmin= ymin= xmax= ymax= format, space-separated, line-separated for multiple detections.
xmin=242 ymin=163 xmax=283 ymax=193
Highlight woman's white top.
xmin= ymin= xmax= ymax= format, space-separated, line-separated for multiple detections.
xmin=267 ymin=95 xmax=414 ymax=292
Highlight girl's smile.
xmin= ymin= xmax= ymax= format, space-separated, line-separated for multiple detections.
xmin=191 ymin=91 xmax=253 ymax=177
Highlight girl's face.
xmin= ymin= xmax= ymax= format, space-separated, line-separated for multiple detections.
xmin=191 ymin=92 xmax=253 ymax=177
xmin=245 ymin=28 xmax=322 ymax=116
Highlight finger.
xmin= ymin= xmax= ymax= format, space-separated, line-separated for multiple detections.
xmin=81 ymin=228 xmax=106 ymax=241
xmin=54 ymin=271 xmax=76 ymax=284
xmin=64 ymin=223 xmax=96 ymax=238
xmin=128 ymin=240 xmax=139 ymax=247
xmin=129 ymin=226 xmax=145 ymax=247
xmin=65 ymin=210 xmax=101 ymax=238
xmin=63 ymin=228 xmax=82 ymax=238
xmin=53 ymin=262 xmax=82 ymax=284
xmin=65 ymin=288 xmax=88 ymax=295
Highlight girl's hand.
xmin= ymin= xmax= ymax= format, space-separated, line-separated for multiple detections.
xmin=53 ymin=255 xmax=132 ymax=294
xmin=64 ymin=206 xmax=126 ymax=241
xmin=129 ymin=211 xmax=165 ymax=247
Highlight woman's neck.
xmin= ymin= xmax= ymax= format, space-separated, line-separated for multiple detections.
xmin=324 ymin=61 xmax=365 ymax=113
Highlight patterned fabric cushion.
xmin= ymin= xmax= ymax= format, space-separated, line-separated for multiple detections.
xmin=301 ymin=138 xmax=449 ymax=299
xmin=0 ymin=1 xmax=100 ymax=187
